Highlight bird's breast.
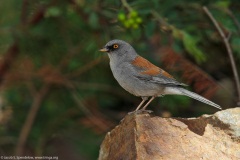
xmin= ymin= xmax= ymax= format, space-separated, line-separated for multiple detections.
xmin=109 ymin=61 xmax=164 ymax=97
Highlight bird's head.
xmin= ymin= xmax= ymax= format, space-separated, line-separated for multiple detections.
xmin=99 ymin=39 xmax=137 ymax=59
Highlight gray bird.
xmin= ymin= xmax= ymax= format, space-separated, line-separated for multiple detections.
xmin=99 ymin=39 xmax=221 ymax=111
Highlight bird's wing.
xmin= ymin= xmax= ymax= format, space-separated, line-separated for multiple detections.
xmin=131 ymin=56 xmax=187 ymax=86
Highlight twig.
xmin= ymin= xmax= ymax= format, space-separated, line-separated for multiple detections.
xmin=58 ymin=44 xmax=83 ymax=69
xmin=121 ymin=0 xmax=133 ymax=11
xmin=71 ymin=89 xmax=92 ymax=115
xmin=15 ymin=84 xmax=50 ymax=155
xmin=69 ymin=87 xmax=112 ymax=132
xmin=28 ymin=0 xmax=59 ymax=26
xmin=20 ymin=0 xmax=29 ymax=24
xmin=227 ymin=32 xmax=232 ymax=41
xmin=66 ymin=57 xmax=105 ymax=78
xmin=203 ymin=6 xmax=240 ymax=106
xmin=226 ymin=9 xmax=240 ymax=35
xmin=0 ymin=42 xmax=19 ymax=85
xmin=151 ymin=10 xmax=172 ymax=32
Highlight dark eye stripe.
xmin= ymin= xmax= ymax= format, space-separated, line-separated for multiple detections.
xmin=107 ymin=44 xmax=119 ymax=51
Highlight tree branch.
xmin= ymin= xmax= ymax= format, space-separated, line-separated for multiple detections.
xmin=15 ymin=84 xmax=50 ymax=155
xmin=121 ymin=0 xmax=133 ymax=12
xmin=66 ymin=57 xmax=105 ymax=78
xmin=226 ymin=9 xmax=240 ymax=35
xmin=0 ymin=42 xmax=19 ymax=85
xmin=203 ymin=6 xmax=240 ymax=106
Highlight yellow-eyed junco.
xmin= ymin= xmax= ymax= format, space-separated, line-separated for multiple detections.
xmin=99 ymin=39 xmax=221 ymax=111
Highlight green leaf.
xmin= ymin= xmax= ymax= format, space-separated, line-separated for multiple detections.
xmin=231 ymin=37 xmax=240 ymax=59
xmin=172 ymin=27 xmax=182 ymax=39
xmin=182 ymin=32 xmax=206 ymax=63
xmin=145 ymin=21 xmax=155 ymax=38
xmin=45 ymin=7 xmax=62 ymax=17
xmin=214 ymin=0 xmax=231 ymax=9
xmin=172 ymin=28 xmax=206 ymax=63
xmin=88 ymin=12 xmax=99 ymax=29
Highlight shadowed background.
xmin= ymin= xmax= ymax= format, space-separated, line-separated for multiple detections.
xmin=0 ymin=0 xmax=239 ymax=159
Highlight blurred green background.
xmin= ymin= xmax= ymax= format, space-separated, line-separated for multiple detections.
xmin=0 ymin=0 xmax=239 ymax=159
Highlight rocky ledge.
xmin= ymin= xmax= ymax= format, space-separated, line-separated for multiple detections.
xmin=99 ymin=108 xmax=240 ymax=160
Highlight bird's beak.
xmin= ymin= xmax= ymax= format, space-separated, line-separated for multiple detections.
xmin=99 ymin=47 xmax=109 ymax=52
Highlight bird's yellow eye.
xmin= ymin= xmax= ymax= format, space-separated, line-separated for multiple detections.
xmin=113 ymin=44 xmax=119 ymax=49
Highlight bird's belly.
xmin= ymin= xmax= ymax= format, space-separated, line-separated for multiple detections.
xmin=111 ymin=68 xmax=163 ymax=97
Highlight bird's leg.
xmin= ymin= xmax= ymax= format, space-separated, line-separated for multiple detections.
xmin=128 ymin=98 xmax=148 ymax=115
xmin=142 ymin=96 xmax=155 ymax=110
xmin=135 ymin=97 xmax=147 ymax=111
xmin=128 ymin=97 xmax=153 ymax=115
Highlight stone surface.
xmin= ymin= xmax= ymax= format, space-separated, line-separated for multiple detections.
xmin=98 ymin=108 xmax=240 ymax=160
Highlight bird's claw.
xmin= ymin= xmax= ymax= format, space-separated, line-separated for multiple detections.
xmin=128 ymin=109 xmax=153 ymax=115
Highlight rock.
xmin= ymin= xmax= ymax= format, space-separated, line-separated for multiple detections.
xmin=98 ymin=108 xmax=240 ymax=160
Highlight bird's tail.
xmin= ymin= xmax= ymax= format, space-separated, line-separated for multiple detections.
xmin=164 ymin=87 xmax=222 ymax=110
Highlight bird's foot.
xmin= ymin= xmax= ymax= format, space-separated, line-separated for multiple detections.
xmin=128 ymin=109 xmax=153 ymax=115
